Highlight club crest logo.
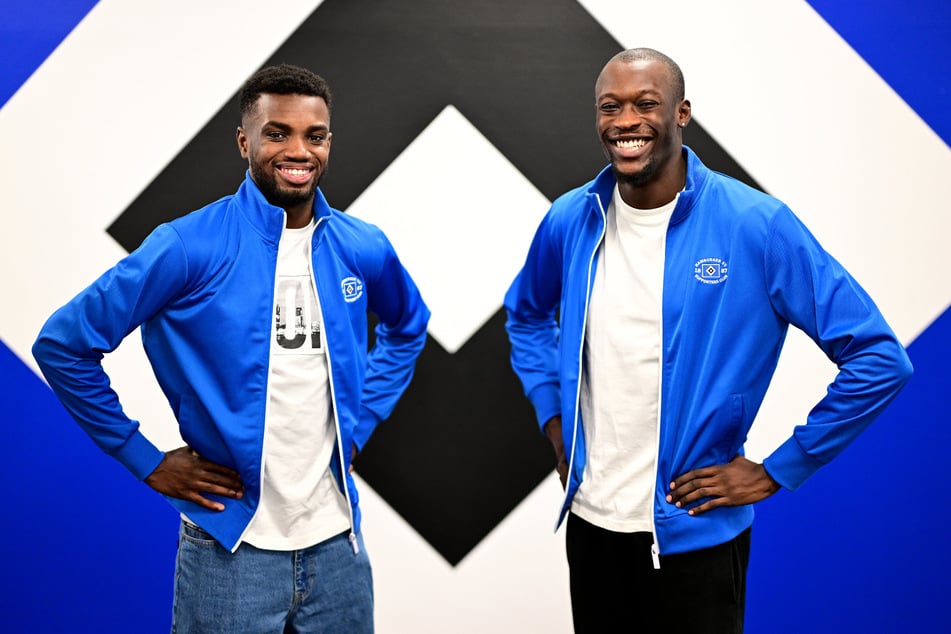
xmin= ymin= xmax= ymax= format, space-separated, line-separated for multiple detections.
xmin=341 ymin=276 xmax=364 ymax=302
xmin=694 ymin=257 xmax=729 ymax=284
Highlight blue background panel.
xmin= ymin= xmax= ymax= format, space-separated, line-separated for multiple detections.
xmin=0 ymin=0 xmax=98 ymax=108
xmin=747 ymin=307 xmax=951 ymax=633
xmin=807 ymin=0 xmax=951 ymax=146
xmin=0 ymin=337 xmax=177 ymax=631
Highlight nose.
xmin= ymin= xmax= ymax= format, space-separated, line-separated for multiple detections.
xmin=616 ymin=104 xmax=643 ymax=128
xmin=284 ymin=135 xmax=312 ymax=159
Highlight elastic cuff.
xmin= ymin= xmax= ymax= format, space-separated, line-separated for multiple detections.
xmin=528 ymin=385 xmax=561 ymax=431
xmin=763 ymin=436 xmax=824 ymax=492
xmin=111 ymin=430 xmax=165 ymax=481
xmin=352 ymin=408 xmax=382 ymax=450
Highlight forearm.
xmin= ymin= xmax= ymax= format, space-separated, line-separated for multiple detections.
xmin=33 ymin=338 xmax=165 ymax=480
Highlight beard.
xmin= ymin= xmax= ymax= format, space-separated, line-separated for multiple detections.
xmin=611 ymin=155 xmax=656 ymax=187
xmin=250 ymin=162 xmax=323 ymax=209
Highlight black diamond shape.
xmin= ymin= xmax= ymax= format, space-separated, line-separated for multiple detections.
xmin=106 ymin=0 xmax=764 ymax=565
xmin=360 ymin=309 xmax=551 ymax=565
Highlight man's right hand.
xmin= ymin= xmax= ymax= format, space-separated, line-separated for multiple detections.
xmin=544 ymin=415 xmax=569 ymax=490
xmin=144 ymin=446 xmax=245 ymax=511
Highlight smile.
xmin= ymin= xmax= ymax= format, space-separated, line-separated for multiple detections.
xmin=613 ymin=139 xmax=647 ymax=149
xmin=280 ymin=167 xmax=313 ymax=176
xmin=278 ymin=166 xmax=314 ymax=185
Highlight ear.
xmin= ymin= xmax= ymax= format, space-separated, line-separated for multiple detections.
xmin=678 ymin=99 xmax=692 ymax=128
xmin=236 ymin=126 xmax=249 ymax=158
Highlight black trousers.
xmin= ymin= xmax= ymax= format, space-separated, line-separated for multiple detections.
xmin=566 ymin=513 xmax=751 ymax=634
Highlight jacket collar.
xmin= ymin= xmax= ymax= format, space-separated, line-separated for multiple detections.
xmin=234 ymin=170 xmax=334 ymax=243
xmin=586 ymin=145 xmax=708 ymax=226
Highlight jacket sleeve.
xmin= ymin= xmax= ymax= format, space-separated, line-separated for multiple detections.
xmin=351 ymin=231 xmax=431 ymax=449
xmin=503 ymin=209 xmax=564 ymax=430
xmin=761 ymin=207 xmax=913 ymax=490
xmin=31 ymin=225 xmax=189 ymax=480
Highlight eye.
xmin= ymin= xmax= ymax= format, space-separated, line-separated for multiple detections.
xmin=309 ymin=134 xmax=328 ymax=145
xmin=599 ymin=102 xmax=620 ymax=113
xmin=265 ymin=131 xmax=286 ymax=141
xmin=636 ymin=100 xmax=659 ymax=110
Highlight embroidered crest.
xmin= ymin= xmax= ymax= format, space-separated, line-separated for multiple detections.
xmin=341 ymin=276 xmax=364 ymax=302
xmin=694 ymin=257 xmax=729 ymax=285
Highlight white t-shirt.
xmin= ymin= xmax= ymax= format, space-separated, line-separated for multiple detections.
xmin=572 ymin=186 xmax=677 ymax=533
xmin=241 ymin=221 xmax=351 ymax=550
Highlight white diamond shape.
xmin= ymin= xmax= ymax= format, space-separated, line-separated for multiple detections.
xmin=347 ymin=105 xmax=550 ymax=353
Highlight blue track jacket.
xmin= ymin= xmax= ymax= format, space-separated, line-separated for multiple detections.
xmin=33 ymin=173 xmax=430 ymax=552
xmin=504 ymin=147 xmax=912 ymax=556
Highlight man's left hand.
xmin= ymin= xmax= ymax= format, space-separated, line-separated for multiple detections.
xmin=666 ymin=455 xmax=780 ymax=515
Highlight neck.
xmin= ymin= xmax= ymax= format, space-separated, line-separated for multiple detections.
xmin=616 ymin=154 xmax=686 ymax=209
xmin=284 ymin=205 xmax=314 ymax=229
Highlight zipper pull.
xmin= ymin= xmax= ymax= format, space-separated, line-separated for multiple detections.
xmin=349 ymin=532 xmax=360 ymax=555
xmin=651 ymin=542 xmax=661 ymax=570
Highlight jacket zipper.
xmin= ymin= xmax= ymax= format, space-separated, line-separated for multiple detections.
xmin=649 ymin=221 xmax=669 ymax=570
xmin=562 ymin=193 xmax=608 ymax=525
xmin=309 ymin=218 xmax=360 ymax=555
xmin=577 ymin=191 xmax=663 ymax=569
xmin=234 ymin=212 xmax=300 ymax=551
xmin=648 ymin=195 xmax=681 ymax=569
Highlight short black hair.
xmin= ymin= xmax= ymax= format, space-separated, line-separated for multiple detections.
xmin=239 ymin=63 xmax=332 ymax=120
xmin=607 ymin=48 xmax=686 ymax=100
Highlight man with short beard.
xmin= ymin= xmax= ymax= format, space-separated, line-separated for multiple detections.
xmin=33 ymin=64 xmax=430 ymax=633
xmin=504 ymin=48 xmax=912 ymax=633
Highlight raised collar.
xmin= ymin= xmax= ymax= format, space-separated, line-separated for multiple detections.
xmin=586 ymin=145 xmax=708 ymax=226
xmin=233 ymin=170 xmax=334 ymax=244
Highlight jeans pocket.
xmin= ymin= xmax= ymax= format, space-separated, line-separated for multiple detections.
xmin=180 ymin=520 xmax=217 ymax=547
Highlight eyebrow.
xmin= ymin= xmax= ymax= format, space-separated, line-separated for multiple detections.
xmin=262 ymin=121 xmax=330 ymax=133
xmin=597 ymin=88 xmax=663 ymax=101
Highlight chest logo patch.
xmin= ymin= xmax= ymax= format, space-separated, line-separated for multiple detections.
xmin=341 ymin=276 xmax=364 ymax=303
xmin=694 ymin=257 xmax=729 ymax=285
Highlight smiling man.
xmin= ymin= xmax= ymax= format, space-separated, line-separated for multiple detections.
xmin=33 ymin=64 xmax=429 ymax=633
xmin=504 ymin=48 xmax=912 ymax=633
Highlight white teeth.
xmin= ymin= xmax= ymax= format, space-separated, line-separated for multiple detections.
xmin=615 ymin=139 xmax=646 ymax=149
xmin=283 ymin=168 xmax=310 ymax=175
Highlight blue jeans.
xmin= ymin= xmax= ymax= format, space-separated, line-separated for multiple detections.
xmin=172 ymin=520 xmax=373 ymax=633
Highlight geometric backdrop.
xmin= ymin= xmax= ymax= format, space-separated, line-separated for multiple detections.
xmin=1 ymin=1 xmax=948 ymax=632
xmin=106 ymin=0 xmax=763 ymax=566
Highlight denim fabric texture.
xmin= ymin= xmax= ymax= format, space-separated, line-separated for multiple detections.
xmin=172 ymin=520 xmax=373 ymax=633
